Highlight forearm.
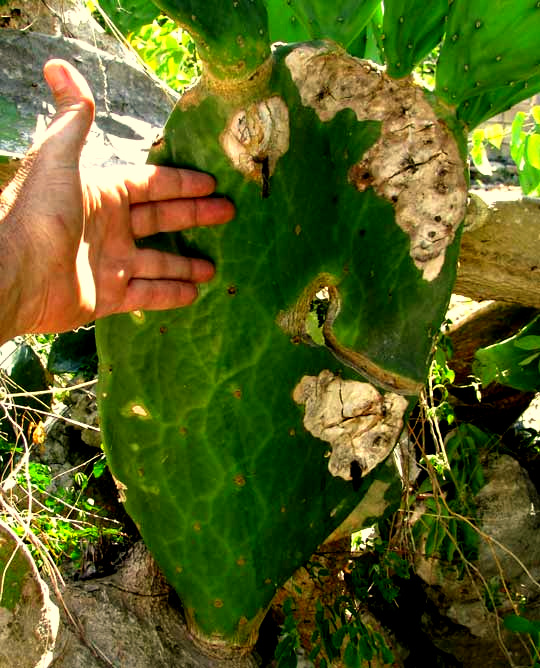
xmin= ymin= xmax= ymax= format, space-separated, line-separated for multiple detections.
xmin=0 ymin=216 xmax=25 ymax=345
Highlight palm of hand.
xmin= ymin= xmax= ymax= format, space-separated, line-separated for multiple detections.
xmin=0 ymin=60 xmax=234 ymax=342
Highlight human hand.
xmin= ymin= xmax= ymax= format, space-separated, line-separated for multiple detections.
xmin=0 ymin=59 xmax=234 ymax=344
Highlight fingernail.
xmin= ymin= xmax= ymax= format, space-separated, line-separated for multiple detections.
xmin=44 ymin=61 xmax=70 ymax=93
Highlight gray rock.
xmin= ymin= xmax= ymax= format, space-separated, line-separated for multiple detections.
xmin=0 ymin=28 xmax=176 ymax=164
xmin=0 ymin=521 xmax=59 ymax=668
xmin=475 ymin=454 xmax=540 ymax=596
xmin=414 ymin=454 xmax=540 ymax=667
xmin=51 ymin=542 xmax=259 ymax=668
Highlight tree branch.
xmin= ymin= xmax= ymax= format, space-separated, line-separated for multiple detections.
xmin=456 ymin=190 xmax=540 ymax=308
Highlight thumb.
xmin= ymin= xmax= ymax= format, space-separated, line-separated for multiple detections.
xmin=42 ymin=59 xmax=95 ymax=162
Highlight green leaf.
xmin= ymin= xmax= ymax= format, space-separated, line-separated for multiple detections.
xmin=470 ymin=130 xmax=492 ymax=175
xmin=484 ymin=123 xmax=504 ymax=149
xmin=276 ymin=0 xmax=381 ymax=50
xmin=444 ymin=519 xmax=458 ymax=562
xmin=283 ymin=597 xmax=294 ymax=616
xmin=380 ymin=642 xmax=395 ymax=663
xmin=511 ymin=111 xmax=527 ymax=159
xmin=424 ymin=497 xmax=440 ymax=514
xmin=308 ymin=644 xmax=321 ymax=661
xmin=532 ymin=106 xmax=540 ymax=126
xmin=332 ymin=625 xmax=349 ymax=650
xmin=526 ymin=134 xmax=540 ymax=170
xmin=518 ymin=352 xmax=540 ymax=367
xmin=358 ymin=634 xmax=374 ymax=660
xmin=382 ymin=0 xmax=448 ymax=79
xmin=97 ymin=37 xmax=464 ymax=645
xmin=277 ymin=652 xmax=297 ymax=668
xmin=514 ymin=335 xmax=540 ymax=351
xmin=474 ymin=315 xmax=540 ymax=391
xmin=344 ymin=641 xmax=360 ymax=668
xmin=275 ymin=634 xmax=296 ymax=660
xmin=436 ymin=0 xmax=540 ymax=106
xmin=425 ymin=520 xmax=443 ymax=558
xmin=504 ymin=614 xmax=540 ymax=635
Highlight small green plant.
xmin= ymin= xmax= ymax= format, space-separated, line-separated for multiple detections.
xmin=4 ymin=453 xmax=125 ymax=571
xmin=274 ymin=553 xmax=398 ymax=668
xmin=427 ymin=329 xmax=457 ymax=427
xmin=511 ymin=105 xmax=540 ymax=197
xmin=413 ymin=424 xmax=490 ymax=566
xmin=274 ymin=597 xmax=302 ymax=668
xmin=127 ymin=16 xmax=200 ymax=92
xmin=348 ymin=536 xmax=410 ymax=606
xmin=469 ymin=123 xmax=505 ymax=176
xmin=474 ymin=314 xmax=540 ymax=392
xmin=308 ymin=597 xmax=394 ymax=668
xmin=89 ymin=0 xmax=200 ymax=93
xmin=0 ymin=336 xmax=124 ymax=575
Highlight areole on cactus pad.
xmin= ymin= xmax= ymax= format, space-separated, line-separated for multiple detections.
xmin=95 ymin=0 xmax=471 ymax=654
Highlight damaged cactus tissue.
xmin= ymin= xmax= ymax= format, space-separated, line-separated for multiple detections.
xmin=293 ymin=370 xmax=408 ymax=481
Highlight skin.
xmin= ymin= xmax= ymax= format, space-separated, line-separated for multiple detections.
xmin=0 ymin=59 xmax=235 ymax=345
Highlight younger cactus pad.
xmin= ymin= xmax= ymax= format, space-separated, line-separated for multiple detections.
xmin=96 ymin=9 xmax=468 ymax=653
xmin=436 ymin=0 xmax=540 ymax=108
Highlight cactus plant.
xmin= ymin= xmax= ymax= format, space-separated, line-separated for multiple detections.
xmin=436 ymin=0 xmax=540 ymax=123
xmin=382 ymin=0 xmax=449 ymax=78
xmin=95 ymin=0 xmax=540 ymax=657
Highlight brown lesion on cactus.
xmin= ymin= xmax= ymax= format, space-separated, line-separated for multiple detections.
xmin=293 ymin=370 xmax=408 ymax=482
xmin=220 ymin=96 xmax=289 ymax=195
xmin=277 ymin=274 xmax=422 ymax=395
xmin=285 ymin=43 xmax=467 ymax=282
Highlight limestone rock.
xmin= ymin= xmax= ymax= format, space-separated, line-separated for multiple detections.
xmin=0 ymin=521 xmax=59 ymax=668
xmin=51 ymin=542 xmax=259 ymax=668
xmin=0 ymin=28 xmax=175 ymax=164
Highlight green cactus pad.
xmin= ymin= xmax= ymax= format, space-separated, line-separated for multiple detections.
xmin=152 ymin=0 xmax=270 ymax=79
xmin=457 ymin=71 xmax=540 ymax=129
xmin=273 ymin=0 xmax=380 ymax=49
xmin=265 ymin=0 xmax=311 ymax=44
xmin=436 ymin=0 xmax=540 ymax=107
xmin=96 ymin=41 xmax=467 ymax=649
xmin=382 ymin=0 xmax=449 ymax=79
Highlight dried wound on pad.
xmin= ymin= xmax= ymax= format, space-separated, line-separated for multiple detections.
xmin=293 ymin=370 xmax=408 ymax=481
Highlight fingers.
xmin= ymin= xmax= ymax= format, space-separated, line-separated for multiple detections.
xmin=97 ymin=252 xmax=215 ymax=317
xmin=122 ymin=165 xmax=218 ymax=203
xmin=119 ymin=280 xmax=200 ymax=313
xmin=130 ymin=196 xmax=235 ymax=238
xmin=42 ymin=59 xmax=95 ymax=163
xmin=131 ymin=249 xmax=215 ymax=283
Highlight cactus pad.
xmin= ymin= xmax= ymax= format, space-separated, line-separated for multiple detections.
xmin=436 ymin=0 xmax=540 ymax=107
xmin=382 ymin=0 xmax=449 ymax=79
xmin=96 ymin=33 xmax=467 ymax=653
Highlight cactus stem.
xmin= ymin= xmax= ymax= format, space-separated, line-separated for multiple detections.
xmin=152 ymin=0 xmax=270 ymax=80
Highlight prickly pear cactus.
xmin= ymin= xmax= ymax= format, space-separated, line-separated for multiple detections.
xmin=96 ymin=0 xmax=540 ymax=655
xmin=436 ymin=0 xmax=540 ymax=126
xmin=382 ymin=0 xmax=448 ymax=78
